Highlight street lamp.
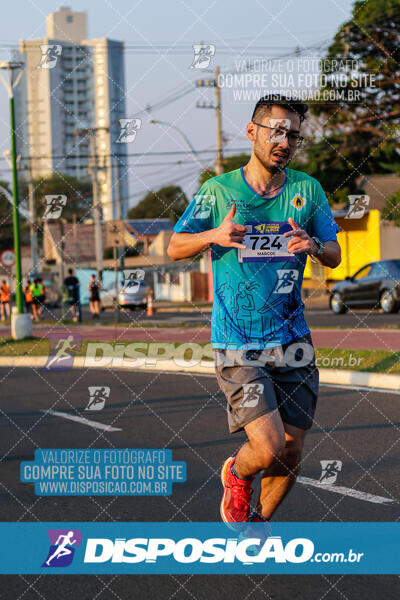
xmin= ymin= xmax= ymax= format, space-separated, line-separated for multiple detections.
xmin=149 ymin=119 xmax=205 ymax=170
xmin=0 ymin=61 xmax=32 ymax=339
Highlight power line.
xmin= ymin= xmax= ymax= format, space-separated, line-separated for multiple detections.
xmin=17 ymin=148 xmax=250 ymax=161
xmin=0 ymin=39 xmax=332 ymax=53
xmin=133 ymin=86 xmax=195 ymax=117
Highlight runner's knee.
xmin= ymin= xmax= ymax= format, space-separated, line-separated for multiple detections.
xmin=280 ymin=441 xmax=303 ymax=473
xmin=252 ymin=434 xmax=286 ymax=466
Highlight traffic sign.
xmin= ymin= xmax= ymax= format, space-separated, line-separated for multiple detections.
xmin=0 ymin=249 xmax=15 ymax=267
xmin=106 ymin=220 xmax=125 ymax=247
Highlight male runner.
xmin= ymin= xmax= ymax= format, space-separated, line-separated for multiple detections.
xmin=168 ymin=94 xmax=341 ymax=526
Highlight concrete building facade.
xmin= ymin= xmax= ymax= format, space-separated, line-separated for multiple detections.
xmin=13 ymin=6 xmax=129 ymax=220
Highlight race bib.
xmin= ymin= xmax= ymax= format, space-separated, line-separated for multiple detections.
xmin=238 ymin=221 xmax=295 ymax=263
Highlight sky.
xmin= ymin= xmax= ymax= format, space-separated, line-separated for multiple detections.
xmin=0 ymin=0 xmax=355 ymax=210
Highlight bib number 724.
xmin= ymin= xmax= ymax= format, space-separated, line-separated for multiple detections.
xmin=248 ymin=235 xmax=283 ymax=251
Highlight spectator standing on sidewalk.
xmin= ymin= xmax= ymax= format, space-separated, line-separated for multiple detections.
xmin=64 ymin=268 xmax=81 ymax=322
xmin=88 ymin=274 xmax=101 ymax=319
xmin=0 ymin=280 xmax=10 ymax=320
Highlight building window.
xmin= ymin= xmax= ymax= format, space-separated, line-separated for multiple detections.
xmin=158 ymin=272 xmax=166 ymax=284
xmin=67 ymin=15 xmax=73 ymax=22
xmin=170 ymin=273 xmax=180 ymax=285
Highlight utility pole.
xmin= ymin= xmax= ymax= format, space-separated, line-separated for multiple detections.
xmin=89 ymin=131 xmax=103 ymax=281
xmin=72 ymin=213 xmax=79 ymax=269
xmin=28 ymin=174 xmax=38 ymax=277
xmin=195 ymin=67 xmax=223 ymax=303
xmin=74 ymin=127 xmax=109 ymax=282
xmin=113 ymin=155 xmax=124 ymax=269
xmin=195 ymin=66 xmax=224 ymax=175
xmin=59 ymin=219 xmax=66 ymax=320
xmin=215 ymin=66 xmax=223 ymax=175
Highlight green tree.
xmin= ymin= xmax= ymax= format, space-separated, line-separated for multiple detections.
xmin=307 ymin=0 xmax=400 ymax=202
xmin=198 ymin=153 xmax=250 ymax=187
xmin=0 ymin=180 xmax=13 ymax=220
xmin=382 ymin=190 xmax=400 ymax=225
xmin=26 ymin=172 xmax=92 ymax=222
xmin=0 ymin=180 xmax=16 ymax=251
xmin=127 ymin=185 xmax=187 ymax=223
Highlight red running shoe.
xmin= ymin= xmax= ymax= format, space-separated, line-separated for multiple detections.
xmin=238 ymin=512 xmax=272 ymax=556
xmin=220 ymin=456 xmax=254 ymax=528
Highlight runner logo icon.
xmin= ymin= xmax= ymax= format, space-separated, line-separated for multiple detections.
xmin=116 ymin=119 xmax=142 ymax=143
xmin=38 ymin=45 xmax=62 ymax=69
xmin=42 ymin=529 xmax=82 ymax=567
xmin=240 ymin=383 xmax=264 ymax=408
xmin=189 ymin=44 xmax=216 ymax=69
xmin=86 ymin=386 xmax=110 ymax=411
xmin=123 ymin=269 xmax=145 ymax=294
xmin=319 ymin=460 xmax=342 ymax=484
xmin=345 ymin=195 xmax=370 ymax=219
xmin=193 ymin=195 xmax=216 ymax=219
xmin=273 ymin=269 xmax=299 ymax=294
xmin=43 ymin=195 xmax=67 ymax=220
xmin=43 ymin=333 xmax=82 ymax=371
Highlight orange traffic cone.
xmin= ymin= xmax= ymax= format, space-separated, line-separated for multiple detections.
xmin=147 ymin=289 xmax=154 ymax=317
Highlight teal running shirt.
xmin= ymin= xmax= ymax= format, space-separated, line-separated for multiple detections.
xmin=174 ymin=167 xmax=339 ymax=349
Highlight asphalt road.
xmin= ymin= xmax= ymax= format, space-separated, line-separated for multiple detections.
xmin=32 ymin=303 xmax=400 ymax=329
xmin=1 ymin=369 xmax=399 ymax=599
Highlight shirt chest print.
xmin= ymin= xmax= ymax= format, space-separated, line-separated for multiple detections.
xmin=290 ymin=194 xmax=307 ymax=211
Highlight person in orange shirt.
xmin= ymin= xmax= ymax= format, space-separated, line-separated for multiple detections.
xmin=0 ymin=280 xmax=10 ymax=320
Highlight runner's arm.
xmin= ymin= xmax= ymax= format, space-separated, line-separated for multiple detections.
xmin=167 ymin=229 xmax=217 ymax=260
xmin=284 ymin=218 xmax=341 ymax=269
xmin=168 ymin=205 xmax=246 ymax=260
xmin=310 ymin=240 xmax=341 ymax=268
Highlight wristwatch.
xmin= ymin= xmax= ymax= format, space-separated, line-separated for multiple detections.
xmin=311 ymin=236 xmax=325 ymax=256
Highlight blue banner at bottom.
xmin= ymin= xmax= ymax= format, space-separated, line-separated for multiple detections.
xmin=0 ymin=522 xmax=398 ymax=574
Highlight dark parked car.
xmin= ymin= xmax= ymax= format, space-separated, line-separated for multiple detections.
xmin=330 ymin=260 xmax=400 ymax=314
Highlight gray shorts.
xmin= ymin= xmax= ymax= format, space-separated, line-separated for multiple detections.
xmin=214 ymin=334 xmax=319 ymax=433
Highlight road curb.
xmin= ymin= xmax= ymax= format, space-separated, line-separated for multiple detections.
xmin=0 ymin=356 xmax=399 ymax=391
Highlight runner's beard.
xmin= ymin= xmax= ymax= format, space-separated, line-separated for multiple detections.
xmin=254 ymin=141 xmax=289 ymax=174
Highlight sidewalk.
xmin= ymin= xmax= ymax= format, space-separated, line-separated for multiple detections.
xmin=0 ymin=354 xmax=399 ymax=391
xmin=1 ymin=324 xmax=400 ymax=350
xmin=154 ymin=301 xmax=212 ymax=312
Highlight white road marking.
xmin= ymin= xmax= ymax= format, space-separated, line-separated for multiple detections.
xmin=128 ymin=371 xmax=400 ymax=393
xmin=320 ymin=383 xmax=400 ymax=395
xmin=42 ymin=409 xmax=122 ymax=432
xmin=298 ymin=476 xmax=397 ymax=505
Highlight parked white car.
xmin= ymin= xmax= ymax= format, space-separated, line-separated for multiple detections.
xmin=100 ymin=279 xmax=150 ymax=311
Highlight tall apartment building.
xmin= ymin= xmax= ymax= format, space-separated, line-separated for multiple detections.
xmin=14 ymin=6 xmax=129 ymax=220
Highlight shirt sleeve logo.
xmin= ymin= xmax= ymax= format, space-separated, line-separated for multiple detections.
xmin=290 ymin=195 xmax=306 ymax=210
xmin=192 ymin=194 xmax=216 ymax=219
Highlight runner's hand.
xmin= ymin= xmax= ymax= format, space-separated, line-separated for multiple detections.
xmin=284 ymin=218 xmax=318 ymax=255
xmin=215 ymin=205 xmax=247 ymax=249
